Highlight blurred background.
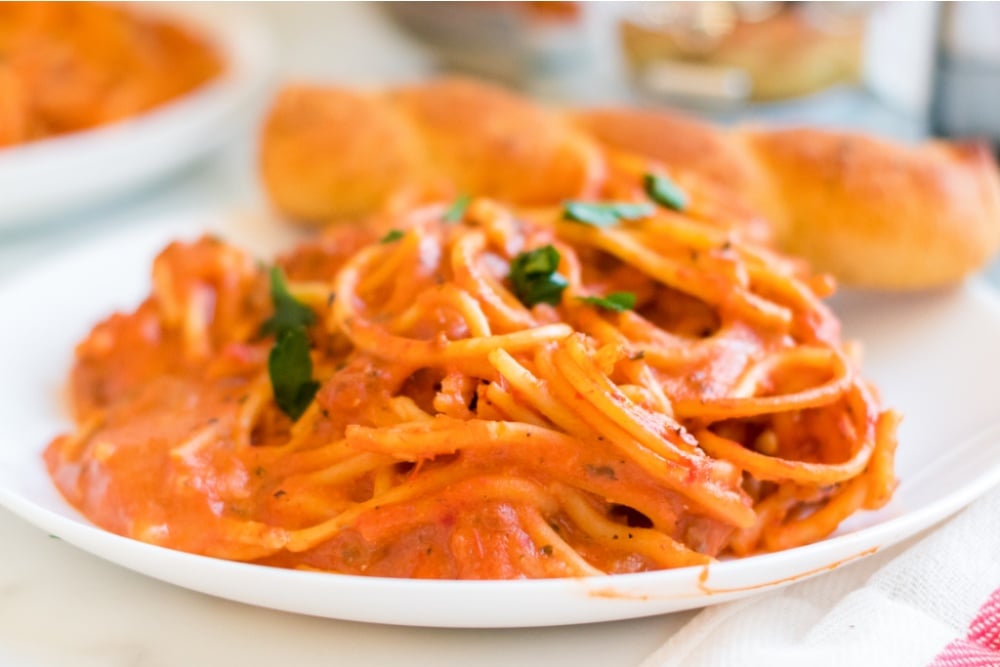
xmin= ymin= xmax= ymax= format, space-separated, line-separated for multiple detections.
xmin=3 ymin=1 xmax=1000 ymax=275
xmin=258 ymin=1 xmax=1000 ymax=147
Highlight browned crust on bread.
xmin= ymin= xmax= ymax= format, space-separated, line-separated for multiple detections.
xmin=260 ymin=85 xmax=424 ymax=223
xmin=260 ymin=78 xmax=603 ymax=225
xmin=390 ymin=78 xmax=604 ymax=207
xmin=742 ymin=128 xmax=1000 ymax=289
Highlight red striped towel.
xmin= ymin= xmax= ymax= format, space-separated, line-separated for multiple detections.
xmin=929 ymin=588 xmax=1000 ymax=667
xmin=641 ymin=486 xmax=1000 ymax=667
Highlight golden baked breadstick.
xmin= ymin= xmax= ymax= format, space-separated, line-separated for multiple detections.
xmin=259 ymin=78 xmax=1000 ymax=290
xmin=260 ymin=78 xmax=604 ymax=223
xmin=576 ymin=108 xmax=1000 ymax=290
xmin=743 ymin=129 xmax=1000 ymax=290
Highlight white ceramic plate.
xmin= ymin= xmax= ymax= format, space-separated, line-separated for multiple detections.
xmin=2 ymin=212 xmax=1000 ymax=629
xmin=0 ymin=5 xmax=272 ymax=229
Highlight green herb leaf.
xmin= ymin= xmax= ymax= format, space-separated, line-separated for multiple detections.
xmin=443 ymin=194 xmax=471 ymax=223
xmin=380 ymin=229 xmax=405 ymax=244
xmin=268 ymin=327 xmax=319 ymax=421
xmin=644 ymin=173 xmax=688 ymax=212
xmin=260 ymin=267 xmax=315 ymax=337
xmin=577 ymin=291 xmax=636 ymax=313
xmin=563 ymin=201 xmax=654 ymax=228
xmin=509 ymin=245 xmax=568 ymax=307
xmin=261 ymin=266 xmax=319 ymax=420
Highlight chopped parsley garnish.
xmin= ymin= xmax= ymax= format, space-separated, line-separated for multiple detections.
xmin=260 ymin=267 xmax=315 ymax=337
xmin=443 ymin=194 xmax=471 ymax=223
xmin=268 ymin=328 xmax=319 ymax=421
xmin=644 ymin=173 xmax=688 ymax=212
xmin=577 ymin=291 xmax=636 ymax=312
xmin=563 ymin=201 xmax=654 ymax=228
xmin=262 ymin=266 xmax=319 ymax=421
xmin=509 ymin=245 xmax=568 ymax=307
xmin=380 ymin=229 xmax=405 ymax=244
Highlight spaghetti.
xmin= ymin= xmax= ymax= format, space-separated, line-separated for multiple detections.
xmin=45 ymin=193 xmax=898 ymax=579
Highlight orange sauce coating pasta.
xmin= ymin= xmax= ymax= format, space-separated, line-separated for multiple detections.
xmin=45 ymin=198 xmax=897 ymax=579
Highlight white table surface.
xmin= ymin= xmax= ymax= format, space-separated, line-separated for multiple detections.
xmin=1 ymin=5 xmax=998 ymax=666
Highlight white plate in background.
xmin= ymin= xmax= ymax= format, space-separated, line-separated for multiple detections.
xmin=0 ymin=211 xmax=999 ymax=628
xmin=0 ymin=5 xmax=272 ymax=229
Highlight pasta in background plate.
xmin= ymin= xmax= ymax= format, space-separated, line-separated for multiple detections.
xmin=0 ymin=1 xmax=222 ymax=147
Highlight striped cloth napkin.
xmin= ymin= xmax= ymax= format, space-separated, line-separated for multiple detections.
xmin=641 ymin=485 xmax=1000 ymax=667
